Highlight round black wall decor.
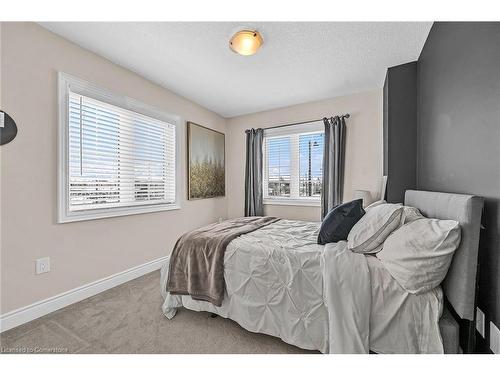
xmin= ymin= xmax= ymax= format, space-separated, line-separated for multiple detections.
xmin=1 ymin=110 xmax=18 ymax=145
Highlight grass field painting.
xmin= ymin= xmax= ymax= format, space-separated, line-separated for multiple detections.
xmin=188 ymin=122 xmax=225 ymax=199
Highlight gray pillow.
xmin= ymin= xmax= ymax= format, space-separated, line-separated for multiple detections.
xmin=347 ymin=203 xmax=403 ymax=253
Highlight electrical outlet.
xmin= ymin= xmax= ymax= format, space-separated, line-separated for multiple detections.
xmin=490 ymin=321 xmax=500 ymax=354
xmin=476 ymin=308 xmax=485 ymax=338
xmin=36 ymin=257 xmax=50 ymax=274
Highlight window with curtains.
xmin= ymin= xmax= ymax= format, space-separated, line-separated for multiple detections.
xmin=263 ymin=121 xmax=324 ymax=206
xmin=58 ymin=73 xmax=180 ymax=222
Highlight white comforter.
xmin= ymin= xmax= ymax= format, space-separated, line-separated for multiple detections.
xmin=160 ymin=220 xmax=444 ymax=354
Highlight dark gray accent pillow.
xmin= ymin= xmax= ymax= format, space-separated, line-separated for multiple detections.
xmin=317 ymin=199 xmax=365 ymax=245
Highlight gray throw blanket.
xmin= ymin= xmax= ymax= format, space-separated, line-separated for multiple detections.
xmin=167 ymin=216 xmax=280 ymax=306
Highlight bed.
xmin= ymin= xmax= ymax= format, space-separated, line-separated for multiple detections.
xmin=160 ymin=190 xmax=483 ymax=354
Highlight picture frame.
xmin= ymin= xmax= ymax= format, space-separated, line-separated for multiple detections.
xmin=187 ymin=121 xmax=225 ymax=200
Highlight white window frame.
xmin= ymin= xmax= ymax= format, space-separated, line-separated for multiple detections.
xmin=57 ymin=72 xmax=181 ymax=223
xmin=263 ymin=121 xmax=324 ymax=207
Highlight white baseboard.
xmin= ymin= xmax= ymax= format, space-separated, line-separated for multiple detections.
xmin=0 ymin=256 xmax=168 ymax=333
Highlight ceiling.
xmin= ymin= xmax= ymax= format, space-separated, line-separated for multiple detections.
xmin=40 ymin=22 xmax=432 ymax=118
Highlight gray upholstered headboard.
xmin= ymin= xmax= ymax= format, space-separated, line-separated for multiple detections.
xmin=404 ymin=190 xmax=483 ymax=321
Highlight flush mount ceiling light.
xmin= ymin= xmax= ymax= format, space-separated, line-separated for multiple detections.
xmin=229 ymin=30 xmax=264 ymax=56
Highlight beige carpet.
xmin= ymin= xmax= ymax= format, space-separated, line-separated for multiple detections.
xmin=0 ymin=271 xmax=314 ymax=354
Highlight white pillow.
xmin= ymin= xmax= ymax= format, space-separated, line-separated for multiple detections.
xmin=377 ymin=218 xmax=461 ymax=294
xmin=347 ymin=203 xmax=404 ymax=254
xmin=365 ymin=199 xmax=387 ymax=210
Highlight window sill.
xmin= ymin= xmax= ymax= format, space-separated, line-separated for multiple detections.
xmin=58 ymin=203 xmax=181 ymax=223
xmin=263 ymin=199 xmax=321 ymax=207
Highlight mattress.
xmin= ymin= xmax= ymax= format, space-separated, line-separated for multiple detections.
xmin=160 ymin=219 xmax=444 ymax=354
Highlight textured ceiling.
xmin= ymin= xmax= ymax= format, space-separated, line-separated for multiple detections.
xmin=39 ymin=22 xmax=432 ymax=118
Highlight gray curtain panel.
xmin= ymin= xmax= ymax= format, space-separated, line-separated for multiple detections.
xmin=321 ymin=116 xmax=347 ymax=219
xmin=244 ymin=128 xmax=264 ymax=216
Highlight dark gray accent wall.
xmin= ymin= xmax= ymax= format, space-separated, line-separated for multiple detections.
xmin=417 ymin=22 xmax=500 ymax=336
xmin=383 ymin=62 xmax=418 ymax=203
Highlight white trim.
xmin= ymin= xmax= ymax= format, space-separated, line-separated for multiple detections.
xmin=263 ymin=198 xmax=321 ymax=207
xmin=59 ymin=204 xmax=181 ymax=223
xmin=0 ymin=256 xmax=168 ymax=333
xmin=57 ymin=72 xmax=182 ymax=223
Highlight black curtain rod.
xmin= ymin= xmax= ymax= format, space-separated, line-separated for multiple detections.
xmin=261 ymin=113 xmax=350 ymax=131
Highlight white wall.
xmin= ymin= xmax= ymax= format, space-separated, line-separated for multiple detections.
xmin=0 ymin=23 xmax=227 ymax=314
xmin=225 ymin=90 xmax=383 ymax=221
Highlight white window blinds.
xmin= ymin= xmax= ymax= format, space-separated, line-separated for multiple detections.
xmin=265 ymin=136 xmax=292 ymax=197
xmin=68 ymin=91 xmax=176 ymax=212
xmin=263 ymin=121 xmax=324 ymax=203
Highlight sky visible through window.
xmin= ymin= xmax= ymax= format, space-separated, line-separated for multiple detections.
xmin=299 ymin=133 xmax=324 ymax=179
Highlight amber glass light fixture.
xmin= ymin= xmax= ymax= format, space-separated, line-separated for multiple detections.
xmin=229 ymin=30 xmax=263 ymax=56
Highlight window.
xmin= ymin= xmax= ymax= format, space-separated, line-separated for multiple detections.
xmin=263 ymin=121 xmax=324 ymax=206
xmin=266 ymin=136 xmax=291 ymax=197
xmin=58 ymin=73 xmax=180 ymax=222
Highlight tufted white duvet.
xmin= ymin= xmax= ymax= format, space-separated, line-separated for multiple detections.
xmin=160 ymin=219 xmax=444 ymax=354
